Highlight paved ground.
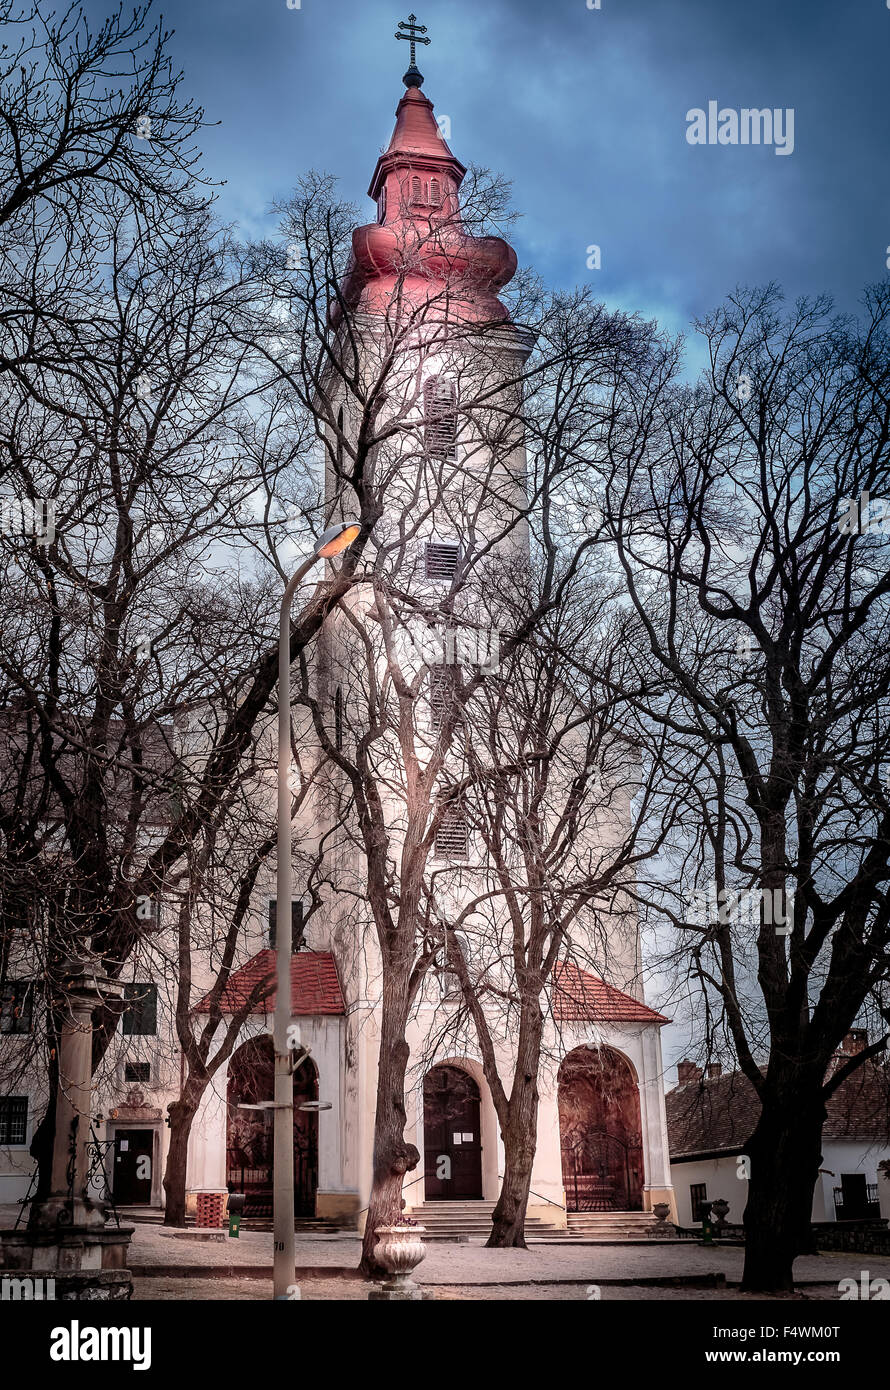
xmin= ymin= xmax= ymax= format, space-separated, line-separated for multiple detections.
xmin=122 ymin=1225 xmax=890 ymax=1296
xmin=4 ymin=1208 xmax=886 ymax=1300
xmin=131 ymin=1276 xmax=844 ymax=1301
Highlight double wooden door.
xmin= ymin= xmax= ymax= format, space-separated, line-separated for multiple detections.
xmin=423 ymin=1065 xmax=483 ymax=1200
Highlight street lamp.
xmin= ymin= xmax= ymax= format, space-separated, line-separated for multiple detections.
xmin=273 ymin=518 xmax=363 ymax=1300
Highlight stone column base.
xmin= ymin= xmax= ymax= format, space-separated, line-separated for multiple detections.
xmin=316 ymin=1191 xmax=360 ymax=1225
xmin=643 ymin=1187 xmax=678 ymax=1223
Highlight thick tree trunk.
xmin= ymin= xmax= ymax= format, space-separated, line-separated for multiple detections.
xmin=359 ymin=977 xmax=419 ymax=1276
xmin=487 ymin=1020 xmax=541 ymax=1248
xmin=487 ymin=1126 xmax=535 ymax=1248
xmin=741 ymin=1084 xmax=825 ymax=1292
xmin=162 ymin=1097 xmax=199 ymax=1227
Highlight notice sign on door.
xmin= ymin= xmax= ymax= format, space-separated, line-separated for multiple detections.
xmin=453 ymin=1132 xmax=462 ymax=1145
xmin=119 ymin=1140 xmax=129 ymax=1152
xmin=462 ymin=1133 xmax=473 ymax=1142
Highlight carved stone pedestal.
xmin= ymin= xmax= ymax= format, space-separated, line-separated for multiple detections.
xmin=0 ymin=958 xmax=135 ymax=1300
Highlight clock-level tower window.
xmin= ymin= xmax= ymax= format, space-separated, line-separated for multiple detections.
xmin=424 ymin=376 xmax=458 ymax=459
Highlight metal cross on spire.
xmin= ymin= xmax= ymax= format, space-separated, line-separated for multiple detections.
xmin=395 ymin=13 xmax=431 ymax=88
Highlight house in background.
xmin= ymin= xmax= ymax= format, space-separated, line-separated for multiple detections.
xmin=666 ymin=1031 xmax=890 ymax=1228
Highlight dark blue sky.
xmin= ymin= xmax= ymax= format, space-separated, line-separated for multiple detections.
xmin=84 ymin=0 xmax=889 ymax=364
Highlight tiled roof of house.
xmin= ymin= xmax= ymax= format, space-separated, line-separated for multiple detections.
xmin=194 ymin=950 xmax=345 ymax=1017
xmin=666 ymin=1061 xmax=890 ymax=1159
xmin=552 ymin=960 xmax=670 ymax=1025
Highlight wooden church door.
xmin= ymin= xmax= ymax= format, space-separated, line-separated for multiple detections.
xmin=423 ymin=1065 xmax=483 ymax=1200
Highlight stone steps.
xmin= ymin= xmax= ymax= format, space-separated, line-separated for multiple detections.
xmin=565 ymin=1211 xmax=660 ymax=1240
xmin=404 ymin=1200 xmax=561 ymax=1241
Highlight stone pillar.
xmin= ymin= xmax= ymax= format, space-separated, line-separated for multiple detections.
xmin=638 ymin=1025 xmax=677 ymax=1221
xmin=41 ymin=961 xmax=111 ymax=1227
xmin=0 ymin=957 xmax=135 ymax=1298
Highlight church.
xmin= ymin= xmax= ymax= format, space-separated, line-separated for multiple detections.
xmin=0 ymin=22 xmax=676 ymax=1238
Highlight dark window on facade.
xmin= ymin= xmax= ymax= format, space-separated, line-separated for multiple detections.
xmin=0 ymin=1096 xmax=28 ymax=1145
xmin=690 ymin=1182 xmax=708 ymax=1222
xmin=334 ymin=686 xmax=344 ymax=751
xmin=268 ymin=899 xmax=305 ymax=953
xmin=0 ymin=980 xmax=33 ymax=1035
xmin=424 ymin=541 xmax=461 ymax=581
xmin=124 ymin=1062 xmax=151 ymax=1084
xmin=122 ymin=983 xmax=157 ymax=1037
xmin=378 ymin=186 xmax=387 ymax=222
xmin=434 ymin=805 xmax=469 ymax=861
xmin=423 ymin=377 xmax=458 ymax=459
xmin=428 ymin=664 xmax=461 ymax=733
xmin=335 ymin=406 xmax=345 ymax=470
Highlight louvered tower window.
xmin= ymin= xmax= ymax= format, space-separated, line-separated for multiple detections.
xmin=424 ymin=541 xmax=461 ymax=580
xmin=434 ymin=805 xmax=469 ymax=860
xmin=428 ymin=665 xmax=461 ymax=732
xmin=423 ymin=377 xmax=458 ymax=459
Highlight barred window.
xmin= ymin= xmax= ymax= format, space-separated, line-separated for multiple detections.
xmin=124 ymin=1062 xmax=151 ymax=1084
xmin=430 ymin=178 xmax=442 ymax=206
xmin=437 ymin=930 xmax=468 ymax=999
xmin=424 ymin=541 xmax=461 ymax=581
xmin=423 ymin=377 xmax=458 ymax=460
xmin=268 ymin=899 xmax=305 ymax=953
xmin=0 ymin=1096 xmax=28 ymax=1145
xmin=122 ymin=983 xmax=157 ymax=1037
xmin=0 ymin=980 xmax=33 ymax=1035
xmin=434 ymin=805 xmax=469 ymax=861
xmin=411 ymin=176 xmax=422 ymax=203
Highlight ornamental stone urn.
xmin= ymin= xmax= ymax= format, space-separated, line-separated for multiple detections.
xmin=368 ymin=1224 xmax=428 ymax=1301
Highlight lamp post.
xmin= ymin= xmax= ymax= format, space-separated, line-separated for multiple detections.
xmin=273 ymin=519 xmax=363 ymax=1301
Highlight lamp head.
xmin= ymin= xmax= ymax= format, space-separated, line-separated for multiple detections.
xmin=313 ymin=519 xmax=363 ymax=559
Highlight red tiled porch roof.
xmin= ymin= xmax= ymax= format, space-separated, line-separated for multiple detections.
xmin=553 ymin=961 xmax=669 ymax=1025
xmin=195 ymin=950 xmax=345 ymax=1017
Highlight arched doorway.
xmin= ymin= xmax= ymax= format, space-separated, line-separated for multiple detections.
xmin=558 ymin=1046 xmax=644 ymax=1212
xmin=225 ymin=1035 xmax=318 ymax=1219
xmin=423 ymin=1064 xmax=483 ymax=1200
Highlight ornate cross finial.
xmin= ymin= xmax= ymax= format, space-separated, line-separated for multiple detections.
xmin=395 ymin=13 xmax=430 ymax=88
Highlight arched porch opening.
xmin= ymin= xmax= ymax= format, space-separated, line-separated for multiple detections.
xmin=558 ymin=1045 xmax=644 ymax=1212
xmin=225 ymin=1034 xmax=318 ymax=1219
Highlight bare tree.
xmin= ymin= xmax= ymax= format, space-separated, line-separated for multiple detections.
xmin=601 ymin=284 xmax=890 ymax=1291
xmin=417 ymin=562 xmax=677 ymax=1247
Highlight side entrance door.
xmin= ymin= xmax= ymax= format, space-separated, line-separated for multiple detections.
xmin=840 ymin=1172 xmax=868 ymax=1220
xmin=112 ymin=1128 xmax=154 ymax=1204
xmin=423 ymin=1065 xmax=483 ymax=1200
